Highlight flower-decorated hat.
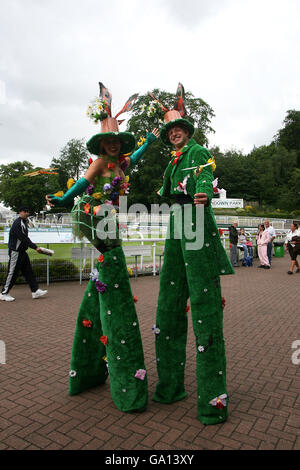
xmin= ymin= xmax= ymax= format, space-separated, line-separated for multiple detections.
xmin=150 ymin=83 xmax=194 ymax=145
xmin=86 ymin=82 xmax=138 ymax=156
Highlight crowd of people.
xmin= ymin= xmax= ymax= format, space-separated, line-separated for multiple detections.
xmin=229 ymin=219 xmax=300 ymax=273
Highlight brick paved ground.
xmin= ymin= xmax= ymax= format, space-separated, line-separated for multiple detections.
xmin=0 ymin=254 xmax=299 ymax=450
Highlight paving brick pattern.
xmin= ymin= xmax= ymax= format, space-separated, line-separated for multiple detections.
xmin=0 ymin=254 xmax=299 ymax=450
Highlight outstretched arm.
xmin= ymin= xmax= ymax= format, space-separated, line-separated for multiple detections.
xmin=46 ymin=158 xmax=104 ymax=207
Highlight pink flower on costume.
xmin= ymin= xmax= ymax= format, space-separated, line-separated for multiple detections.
xmin=209 ymin=393 xmax=227 ymax=409
xmin=135 ymin=369 xmax=146 ymax=380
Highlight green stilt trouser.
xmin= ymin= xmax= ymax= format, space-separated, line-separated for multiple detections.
xmin=69 ymin=277 xmax=108 ymax=394
xmin=69 ymin=248 xmax=148 ymax=413
xmin=153 ymin=206 xmax=228 ymax=425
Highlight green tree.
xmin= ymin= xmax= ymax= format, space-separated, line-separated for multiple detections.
xmin=51 ymin=138 xmax=89 ymax=190
xmin=0 ymin=161 xmax=60 ymax=213
xmin=126 ymin=88 xmax=215 ymax=207
xmin=274 ymin=110 xmax=300 ymax=151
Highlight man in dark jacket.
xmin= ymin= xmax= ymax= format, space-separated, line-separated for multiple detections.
xmin=229 ymin=221 xmax=238 ymax=267
xmin=0 ymin=207 xmax=48 ymax=302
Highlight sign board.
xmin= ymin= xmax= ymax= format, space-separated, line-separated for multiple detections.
xmin=211 ymin=198 xmax=244 ymax=209
xmin=4 ymin=228 xmax=77 ymax=244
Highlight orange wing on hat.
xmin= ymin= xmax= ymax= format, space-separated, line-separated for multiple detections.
xmin=114 ymin=93 xmax=139 ymax=118
xmin=148 ymin=92 xmax=169 ymax=112
xmin=99 ymin=82 xmax=112 ymax=117
xmin=174 ymin=82 xmax=186 ymax=117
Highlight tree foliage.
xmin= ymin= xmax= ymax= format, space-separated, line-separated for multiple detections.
xmin=51 ymin=138 xmax=89 ymax=190
xmin=211 ymin=109 xmax=300 ymax=211
xmin=0 ymin=161 xmax=60 ymax=213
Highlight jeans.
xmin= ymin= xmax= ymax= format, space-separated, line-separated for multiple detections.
xmin=267 ymin=242 xmax=272 ymax=265
xmin=230 ymin=244 xmax=238 ymax=266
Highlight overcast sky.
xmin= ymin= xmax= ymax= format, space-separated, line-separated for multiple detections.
xmin=0 ymin=0 xmax=299 ymax=169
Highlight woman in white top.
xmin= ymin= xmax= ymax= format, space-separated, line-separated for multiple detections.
xmin=285 ymin=222 xmax=300 ymax=274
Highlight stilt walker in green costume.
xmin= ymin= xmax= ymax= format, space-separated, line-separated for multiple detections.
xmin=46 ymin=83 xmax=158 ymax=413
xmin=151 ymin=84 xmax=234 ymax=424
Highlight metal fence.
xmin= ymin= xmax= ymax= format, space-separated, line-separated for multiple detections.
xmin=0 ymin=221 xmax=288 ymax=285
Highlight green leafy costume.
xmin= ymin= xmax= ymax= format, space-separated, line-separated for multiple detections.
xmin=50 ymin=134 xmax=156 ymax=413
xmin=153 ymin=138 xmax=234 ymax=424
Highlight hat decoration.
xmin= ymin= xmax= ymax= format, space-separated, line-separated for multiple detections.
xmin=86 ymin=82 xmax=138 ymax=156
xmin=147 ymin=83 xmax=195 ymax=145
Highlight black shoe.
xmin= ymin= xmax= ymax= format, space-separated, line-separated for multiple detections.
xmin=287 ymin=271 xmax=293 ymax=275
xmin=296 ymin=269 xmax=300 ymax=273
xmin=257 ymin=265 xmax=264 ymax=268
xmin=264 ymin=266 xmax=270 ymax=269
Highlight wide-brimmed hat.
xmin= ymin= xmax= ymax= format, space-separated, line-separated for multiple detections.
xmin=160 ymin=110 xmax=194 ymax=146
xmin=86 ymin=82 xmax=138 ymax=156
xmin=86 ymin=117 xmax=136 ymax=156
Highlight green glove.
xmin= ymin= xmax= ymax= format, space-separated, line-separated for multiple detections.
xmin=130 ymin=132 xmax=157 ymax=167
xmin=49 ymin=177 xmax=90 ymax=207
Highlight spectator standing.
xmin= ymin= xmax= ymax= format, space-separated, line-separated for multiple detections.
xmin=284 ymin=222 xmax=300 ymax=274
xmin=238 ymin=228 xmax=248 ymax=264
xmin=0 ymin=207 xmax=48 ymax=301
xmin=256 ymin=224 xmax=270 ymax=269
xmin=229 ymin=222 xmax=238 ymax=267
xmin=264 ymin=220 xmax=276 ymax=265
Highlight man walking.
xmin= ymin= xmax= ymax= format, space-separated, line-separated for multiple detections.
xmin=0 ymin=207 xmax=48 ymax=301
xmin=152 ymin=93 xmax=234 ymax=425
xmin=264 ymin=220 xmax=276 ymax=266
xmin=229 ymin=221 xmax=238 ymax=267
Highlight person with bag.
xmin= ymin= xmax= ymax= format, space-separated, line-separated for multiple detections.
xmin=284 ymin=222 xmax=300 ymax=274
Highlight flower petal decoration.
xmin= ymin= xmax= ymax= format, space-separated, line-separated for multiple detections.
xmin=103 ymin=183 xmax=112 ymax=193
xmin=218 ymin=228 xmax=223 ymax=236
xmin=98 ymin=254 xmax=104 ymax=263
xmin=207 ymin=157 xmax=216 ymax=172
xmin=93 ymin=205 xmax=101 ymax=215
xmin=222 ymin=297 xmax=226 ymax=309
xmin=135 ymin=369 xmax=146 ymax=381
xmin=54 ymin=190 xmax=64 ymax=197
xmin=152 ymin=325 xmax=160 ymax=335
xmin=92 ymin=192 xmax=103 ymax=200
xmin=86 ymin=184 xmax=94 ymax=195
xmin=95 ymin=280 xmax=107 ymax=294
xmin=67 ymin=178 xmax=75 ymax=189
xmin=100 ymin=335 xmax=108 ymax=345
xmin=84 ymin=203 xmax=90 ymax=214
xmin=185 ymin=305 xmax=190 ymax=313
xmin=133 ymin=295 xmax=138 ymax=303
xmin=209 ymin=394 xmax=227 ymax=409
xmin=82 ymin=319 xmax=93 ymax=328
xmin=108 ymin=163 xmax=115 ymax=169
xmin=89 ymin=268 xmax=98 ymax=281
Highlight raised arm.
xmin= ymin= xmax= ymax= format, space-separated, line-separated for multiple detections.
xmin=126 ymin=128 xmax=159 ymax=168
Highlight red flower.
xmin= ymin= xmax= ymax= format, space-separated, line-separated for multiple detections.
xmin=100 ymin=335 xmax=108 ymax=345
xmin=218 ymin=228 xmax=223 ymax=236
xmin=133 ymin=296 xmax=138 ymax=303
xmin=222 ymin=297 xmax=226 ymax=309
xmin=98 ymin=254 xmax=104 ymax=263
xmin=216 ymin=399 xmax=225 ymax=409
xmin=82 ymin=319 xmax=92 ymax=328
xmin=93 ymin=205 xmax=101 ymax=215
xmin=88 ymin=157 xmax=93 ymax=165
xmin=185 ymin=305 xmax=190 ymax=313
xmin=84 ymin=203 xmax=90 ymax=214
xmin=108 ymin=163 xmax=115 ymax=169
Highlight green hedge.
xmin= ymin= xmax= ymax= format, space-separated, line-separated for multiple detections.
xmin=0 ymin=259 xmax=80 ymax=284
